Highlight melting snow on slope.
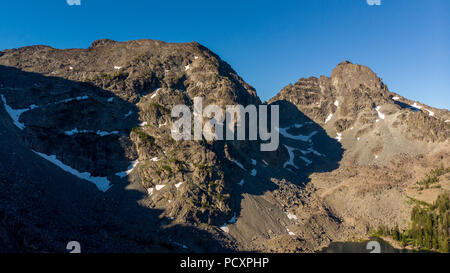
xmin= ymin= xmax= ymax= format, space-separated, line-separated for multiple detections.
xmin=299 ymin=156 xmax=312 ymax=166
xmin=220 ymin=224 xmax=230 ymax=233
xmin=54 ymin=95 xmax=89 ymax=104
xmin=375 ymin=106 xmax=385 ymax=120
xmin=124 ymin=110 xmax=133 ymax=118
xmin=33 ymin=150 xmax=111 ymax=192
xmin=325 ymin=113 xmax=333 ymax=124
xmin=286 ymin=228 xmax=296 ymax=236
xmin=424 ymin=109 xmax=435 ymax=117
xmin=155 ymin=185 xmax=166 ymax=191
xmin=231 ymin=159 xmax=245 ymax=170
xmin=64 ymin=129 xmax=119 ymax=136
xmin=1 ymin=95 xmax=36 ymax=130
xmin=411 ymin=102 xmax=422 ymax=109
xmin=301 ymin=147 xmax=323 ymax=157
xmin=96 ymin=130 xmax=119 ymax=136
xmin=147 ymin=188 xmax=154 ymax=196
xmin=283 ymin=145 xmax=299 ymax=169
xmin=286 ymin=212 xmax=298 ymax=220
xmin=150 ymin=88 xmax=161 ymax=99
xmin=407 ymin=102 xmax=434 ymax=116
xmin=277 ymin=127 xmax=317 ymax=142
xmin=228 ymin=213 xmax=237 ymax=224
xmin=115 ymin=160 xmax=139 ymax=178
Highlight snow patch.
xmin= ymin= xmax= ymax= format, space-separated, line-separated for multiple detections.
xmin=231 ymin=159 xmax=245 ymax=170
xmin=124 ymin=110 xmax=133 ymax=118
xmin=185 ymin=64 xmax=190 ymax=71
xmin=277 ymin=127 xmax=317 ymax=142
xmin=283 ymin=145 xmax=299 ymax=169
xmin=33 ymin=150 xmax=111 ymax=192
xmin=238 ymin=179 xmax=244 ymax=186
xmin=114 ymin=66 xmax=122 ymax=70
xmin=301 ymin=147 xmax=323 ymax=157
xmin=375 ymin=106 xmax=385 ymax=120
xmin=299 ymin=156 xmax=312 ymax=166
xmin=115 ymin=160 xmax=139 ymax=178
xmin=175 ymin=182 xmax=183 ymax=189
xmin=220 ymin=224 xmax=229 ymax=233
xmin=1 ymin=94 xmax=32 ymax=130
xmin=250 ymin=169 xmax=257 ymax=176
xmin=335 ymin=132 xmax=342 ymax=142
xmin=334 ymin=100 xmax=339 ymax=107
xmin=325 ymin=113 xmax=333 ymax=124
xmin=392 ymin=96 xmax=400 ymax=101
xmin=155 ymin=185 xmax=166 ymax=191
xmin=139 ymin=121 xmax=148 ymax=127
xmin=54 ymin=95 xmax=89 ymax=104
xmin=147 ymin=188 xmax=154 ymax=196
xmin=424 ymin=109 xmax=435 ymax=117
xmin=286 ymin=212 xmax=298 ymax=220
xmin=150 ymin=88 xmax=161 ymax=99
xmin=64 ymin=128 xmax=119 ymax=136
xmin=286 ymin=228 xmax=296 ymax=236
xmin=411 ymin=102 xmax=422 ymax=109
xmin=228 ymin=213 xmax=237 ymax=224
xmin=107 ymin=97 xmax=114 ymax=102
xmin=96 ymin=130 xmax=119 ymax=136
xmin=151 ymin=157 xmax=160 ymax=162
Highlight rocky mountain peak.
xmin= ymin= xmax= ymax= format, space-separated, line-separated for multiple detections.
xmin=0 ymin=40 xmax=448 ymax=253
xmin=331 ymin=61 xmax=387 ymax=96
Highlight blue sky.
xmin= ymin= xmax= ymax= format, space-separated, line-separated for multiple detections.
xmin=1 ymin=0 xmax=449 ymax=109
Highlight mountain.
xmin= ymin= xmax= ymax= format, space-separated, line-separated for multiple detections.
xmin=0 ymin=39 xmax=448 ymax=253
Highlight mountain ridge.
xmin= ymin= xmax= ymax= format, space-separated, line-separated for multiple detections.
xmin=0 ymin=39 xmax=448 ymax=253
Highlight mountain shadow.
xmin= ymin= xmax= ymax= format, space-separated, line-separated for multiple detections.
xmin=0 ymin=65 xmax=233 ymax=253
xmin=215 ymin=99 xmax=344 ymax=229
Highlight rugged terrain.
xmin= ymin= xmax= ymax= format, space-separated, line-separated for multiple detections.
xmin=0 ymin=39 xmax=448 ymax=252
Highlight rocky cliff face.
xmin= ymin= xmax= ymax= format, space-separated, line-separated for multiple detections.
xmin=0 ymin=40 xmax=448 ymax=253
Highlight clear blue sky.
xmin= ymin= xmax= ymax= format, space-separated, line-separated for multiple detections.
xmin=1 ymin=0 xmax=449 ymax=109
